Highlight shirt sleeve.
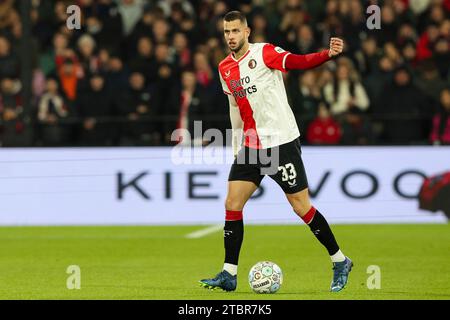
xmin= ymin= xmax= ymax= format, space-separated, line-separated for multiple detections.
xmin=284 ymin=50 xmax=331 ymax=70
xmin=262 ymin=43 xmax=292 ymax=72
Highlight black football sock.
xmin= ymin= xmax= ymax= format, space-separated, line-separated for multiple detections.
xmin=223 ymin=210 xmax=244 ymax=272
xmin=301 ymin=207 xmax=340 ymax=256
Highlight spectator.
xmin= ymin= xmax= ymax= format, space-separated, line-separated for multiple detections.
xmin=76 ymin=73 xmax=114 ymax=146
xmin=77 ymin=34 xmax=99 ymax=77
xmin=58 ymin=57 xmax=81 ymax=102
xmin=151 ymin=42 xmax=179 ymax=142
xmin=207 ymin=1 xmax=228 ymax=38
xmin=249 ymin=13 xmax=270 ymax=43
xmin=416 ymin=60 xmax=448 ymax=104
xmin=364 ymin=55 xmax=396 ymax=115
xmin=379 ymin=65 xmax=431 ymax=144
xmin=129 ymin=7 xmax=161 ymax=51
xmin=151 ymin=18 xmax=171 ymax=45
xmin=376 ymin=5 xmax=399 ymax=45
xmin=52 ymin=1 xmax=69 ymax=27
xmin=433 ymin=35 xmax=450 ymax=79
xmin=97 ymin=47 xmax=112 ymax=74
xmin=178 ymin=15 xmax=201 ymax=50
xmin=193 ymin=52 xmax=213 ymax=89
xmin=104 ymin=55 xmax=129 ymax=92
xmin=383 ymin=42 xmax=404 ymax=67
xmin=355 ymin=36 xmax=383 ymax=77
xmin=207 ymin=36 xmax=226 ymax=68
xmin=117 ymin=0 xmax=146 ymax=37
xmin=323 ymin=58 xmax=372 ymax=144
xmin=4 ymin=7 xmax=22 ymax=48
xmin=397 ymin=23 xmax=417 ymax=48
xmin=172 ymin=32 xmax=191 ymax=68
xmin=39 ymin=32 xmax=69 ymax=76
xmin=0 ymin=0 xmax=16 ymax=31
xmin=30 ymin=0 xmax=54 ymax=49
xmin=0 ymin=36 xmax=19 ymax=79
xmin=84 ymin=0 xmax=123 ymax=55
xmin=323 ymin=58 xmax=370 ymax=116
xmin=174 ymin=70 xmax=212 ymax=145
xmin=37 ymin=77 xmax=71 ymax=146
xmin=430 ymin=88 xmax=450 ymax=145
xmin=116 ymin=72 xmax=158 ymax=146
xmin=279 ymin=0 xmax=307 ymax=36
xmin=294 ymin=24 xmax=318 ymax=54
xmin=167 ymin=2 xmax=188 ymax=33
xmin=340 ymin=0 xmax=366 ymax=53
xmin=416 ymin=23 xmax=440 ymax=62
xmin=157 ymin=0 xmax=195 ymax=19
xmin=32 ymin=68 xmax=47 ymax=105
xmin=320 ymin=0 xmax=343 ymax=41
xmin=306 ymin=102 xmax=342 ymax=145
xmin=129 ymin=36 xmax=157 ymax=83
xmin=401 ymin=40 xmax=419 ymax=68
xmin=288 ymin=70 xmax=321 ymax=134
xmin=428 ymin=3 xmax=447 ymax=26
xmin=0 ymin=78 xmax=31 ymax=146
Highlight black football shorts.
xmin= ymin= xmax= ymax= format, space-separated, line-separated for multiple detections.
xmin=228 ymin=137 xmax=308 ymax=194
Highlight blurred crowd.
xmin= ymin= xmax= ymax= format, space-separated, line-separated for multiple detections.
xmin=0 ymin=0 xmax=449 ymax=147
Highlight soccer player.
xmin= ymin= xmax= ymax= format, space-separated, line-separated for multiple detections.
xmin=199 ymin=11 xmax=353 ymax=292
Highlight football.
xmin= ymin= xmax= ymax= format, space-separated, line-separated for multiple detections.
xmin=248 ymin=261 xmax=283 ymax=293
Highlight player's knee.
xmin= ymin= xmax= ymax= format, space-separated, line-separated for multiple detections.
xmin=225 ymin=196 xmax=245 ymax=211
xmin=292 ymin=203 xmax=310 ymax=217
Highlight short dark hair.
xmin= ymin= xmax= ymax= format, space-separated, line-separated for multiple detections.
xmin=223 ymin=11 xmax=247 ymax=24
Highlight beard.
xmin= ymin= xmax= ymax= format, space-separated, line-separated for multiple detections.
xmin=230 ymin=39 xmax=245 ymax=53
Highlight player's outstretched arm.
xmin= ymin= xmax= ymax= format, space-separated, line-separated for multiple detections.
xmin=285 ymin=37 xmax=344 ymax=70
xmin=228 ymin=95 xmax=243 ymax=157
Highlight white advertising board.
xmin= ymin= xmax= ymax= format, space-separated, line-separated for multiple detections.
xmin=0 ymin=147 xmax=448 ymax=225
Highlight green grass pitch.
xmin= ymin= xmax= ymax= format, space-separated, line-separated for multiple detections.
xmin=0 ymin=224 xmax=449 ymax=300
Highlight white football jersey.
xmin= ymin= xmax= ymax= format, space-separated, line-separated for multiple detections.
xmin=218 ymin=42 xmax=300 ymax=149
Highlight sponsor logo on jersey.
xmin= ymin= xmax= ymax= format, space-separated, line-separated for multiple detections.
xmin=230 ymin=76 xmax=258 ymax=98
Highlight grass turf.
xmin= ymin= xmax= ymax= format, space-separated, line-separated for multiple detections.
xmin=0 ymin=224 xmax=449 ymax=300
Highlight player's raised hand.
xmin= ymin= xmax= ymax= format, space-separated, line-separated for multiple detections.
xmin=328 ymin=37 xmax=344 ymax=57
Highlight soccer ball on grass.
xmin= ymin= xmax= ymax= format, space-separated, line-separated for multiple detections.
xmin=248 ymin=261 xmax=283 ymax=293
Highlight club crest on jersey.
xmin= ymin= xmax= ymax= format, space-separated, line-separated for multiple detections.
xmin=248 ymin=59 xmax=257 ymax=69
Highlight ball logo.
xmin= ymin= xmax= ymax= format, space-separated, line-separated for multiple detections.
xmin=248 ymin=59 xmax=257 ymax=69
xmin=254 ymin=272 xmax=261 ymax=280
xmin=253 ymin=280 xmax=270 ymax=288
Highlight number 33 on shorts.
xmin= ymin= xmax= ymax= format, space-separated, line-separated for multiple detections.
xmin=277 ymin=163 xmax=297 ymax=186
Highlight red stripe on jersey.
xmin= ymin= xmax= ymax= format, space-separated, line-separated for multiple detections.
xmin=219 ymin=55 xmax=262 ymax=149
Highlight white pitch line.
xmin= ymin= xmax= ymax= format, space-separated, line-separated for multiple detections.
xmin=185 ymin=224 xmax=223 ymax=239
